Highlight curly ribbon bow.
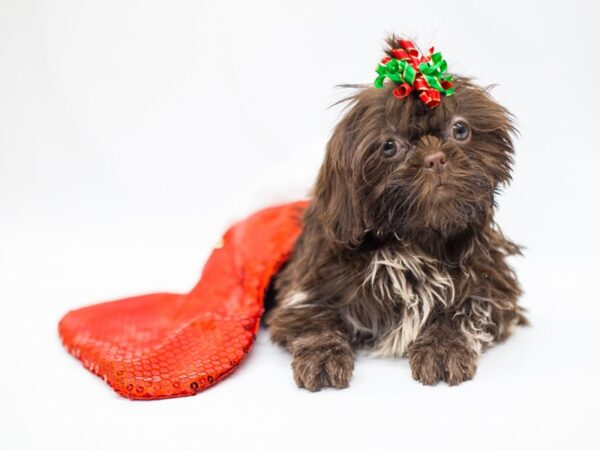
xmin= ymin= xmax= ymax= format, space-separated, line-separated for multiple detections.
xmin=374 ymin=39 xmax=455 ymax=108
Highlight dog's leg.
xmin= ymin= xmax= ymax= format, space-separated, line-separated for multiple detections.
xmin=268 ymin=303 xmax=354 ymax=392
xmin=407 ymin=299 xmax=494 ymax=386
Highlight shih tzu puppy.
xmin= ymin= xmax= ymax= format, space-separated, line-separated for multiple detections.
xmin=265 ymin=36 xmax=526 ymax=391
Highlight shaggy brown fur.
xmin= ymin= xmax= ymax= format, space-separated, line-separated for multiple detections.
xmin=265 ymin=35 xmax=526 ymax=391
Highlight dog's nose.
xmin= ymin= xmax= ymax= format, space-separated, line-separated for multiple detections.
xmin=423 ymin=151 xmax=446 ymax=172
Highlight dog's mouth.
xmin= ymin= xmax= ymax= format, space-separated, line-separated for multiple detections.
xmin=384 ymin=167 xmax=491 ymax=236
xmin=410 ymin=172 xmax=489 ymax=230
xmin=430 ymin=174 xmax=453 ymax=196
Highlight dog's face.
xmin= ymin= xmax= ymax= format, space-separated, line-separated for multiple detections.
xmin=315 ymin=78 xmax=516 ymax=246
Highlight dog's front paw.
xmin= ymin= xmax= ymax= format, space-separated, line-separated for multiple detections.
xmin=291 ymin=332 xmax=354 ymax=392
xmin=408 ymin=338 xmax=478 ymax=386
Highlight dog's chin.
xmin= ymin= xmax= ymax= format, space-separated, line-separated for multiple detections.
xmin=404 ymin=184 xmax=487 ymax=238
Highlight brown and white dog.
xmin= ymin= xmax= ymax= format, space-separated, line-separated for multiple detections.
xmin=265 ymin=36 xmax=526 ymax=391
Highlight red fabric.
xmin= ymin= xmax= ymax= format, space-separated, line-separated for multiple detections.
xmin=59 ymin=201 xmax=307 ymax=399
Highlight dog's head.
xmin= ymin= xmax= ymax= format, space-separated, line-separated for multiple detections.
xmin=314 ymin=38 xmax=516 ymax=247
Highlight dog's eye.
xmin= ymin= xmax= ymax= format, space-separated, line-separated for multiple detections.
xmin=451 ymin=121 xmax=470 ymax=141
xmin=382 ymin=140 xmax=398 ymax=157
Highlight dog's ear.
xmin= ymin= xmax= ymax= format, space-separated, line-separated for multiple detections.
xmin=313 ymin=103 xmax=368 ymax=248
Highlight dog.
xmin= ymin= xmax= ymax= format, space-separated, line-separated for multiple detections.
xmin=265 ymin=35 xmax=526 ymax=391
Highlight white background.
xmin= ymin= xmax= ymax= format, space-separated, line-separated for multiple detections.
xmin=1 ymin=1 xmax=599 ymax=449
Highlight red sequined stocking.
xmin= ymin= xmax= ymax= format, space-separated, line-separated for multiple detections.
xmin=59 ymin=201 xmax=307 ymax=399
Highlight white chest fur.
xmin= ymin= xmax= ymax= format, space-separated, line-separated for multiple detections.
xmin=365 ymin=247 xmax=455 ymax=357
